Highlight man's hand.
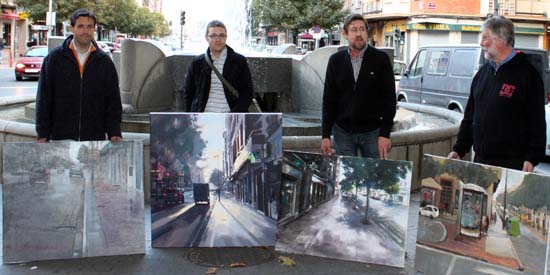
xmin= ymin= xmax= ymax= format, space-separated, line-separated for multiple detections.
xmin=523 ymin=161 xmax=534 ymax=172
xmin=110 ymin=136 xmax=123 ymax=141
xmin=378 ymin=137 xmax=391 ymax=160
xmin=448 ymin=151 xmax=460 ymax=159
xmin=37 ymin=138 xmax=48 ymax=143
xmin=321 ymin=138 xmax=334 ymax=155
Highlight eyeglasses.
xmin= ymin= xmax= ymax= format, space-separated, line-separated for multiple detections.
xmin=208 ymin=34 xmax=227 ymax=40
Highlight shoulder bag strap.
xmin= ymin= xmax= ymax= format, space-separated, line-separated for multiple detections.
xmin=204 ymin=54 xmax=240 ymax=98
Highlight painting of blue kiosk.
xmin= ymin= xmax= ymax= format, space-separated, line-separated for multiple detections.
xmin=416 ymin=155 xmax=550 ymax=274
xmin=456 ymin=183 xmax=488 ymax=240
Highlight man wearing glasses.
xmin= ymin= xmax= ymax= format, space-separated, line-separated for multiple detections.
xmin=321 ymin=14 xmax=396 ymax=159
xmin=183 ymin=20 xmax=253 ymax=112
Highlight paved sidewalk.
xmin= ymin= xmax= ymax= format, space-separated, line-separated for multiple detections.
xmin=0 ymin=187 xmax=417 ymax=275
xmin=417 ymin=218 xmax=522 ymax=270
xmin=0 ymin=48 xmax=16 ymax=69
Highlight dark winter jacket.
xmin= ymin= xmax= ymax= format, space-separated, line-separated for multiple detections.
xmin=453 ymin=51 xmax=546 ymax=167
xmin=322 ymin=46 xmax=396 ymax=138
xmin=183 ymin=45 xmax=253 ymax=112
xmin=35 ymin=35 xmax=122 ymax=141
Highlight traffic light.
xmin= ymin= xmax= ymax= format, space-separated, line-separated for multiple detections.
xmin=394 ymin=28 xmax=401 ymax=40
xmin=180 ymin=11 xmax=186 ymax=26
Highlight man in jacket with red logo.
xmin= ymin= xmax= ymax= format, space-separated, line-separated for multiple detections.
xmin=449 ymin=15 xmax=546 ymax=171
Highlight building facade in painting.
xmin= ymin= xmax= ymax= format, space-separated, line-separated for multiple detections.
xmin=223 ymin=114 xmax=282 ymax=220
xmin=279 ymin=151 xmax=339 ymax=225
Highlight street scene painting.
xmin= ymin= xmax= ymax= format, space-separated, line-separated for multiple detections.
xmin=3 ymin=141 xmax=145 ymax=263
xmin=276 ymin=151 xmax=412 ymax=267
xmin=416 ymin=155 xmax=550 ymax=274
xmin=150 ymin=113 xmax=282 ymax=248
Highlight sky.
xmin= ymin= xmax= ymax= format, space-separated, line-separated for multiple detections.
xmin=196 ymin=114 xmax=226 ymax=181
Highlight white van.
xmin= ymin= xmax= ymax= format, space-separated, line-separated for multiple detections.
xmin=397 ymin=44 xmax=550 ymax=113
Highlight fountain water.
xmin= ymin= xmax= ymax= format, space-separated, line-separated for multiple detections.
xmin=163 ymin=0 xmax=253 ymax=53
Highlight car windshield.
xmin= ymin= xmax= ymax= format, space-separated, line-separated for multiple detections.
xmin=24 ymin=47 xmax=48 ymax=57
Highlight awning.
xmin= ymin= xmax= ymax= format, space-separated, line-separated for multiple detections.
xmin=1 ymin=12 xmax=20 ymax=20
xmin=421 ymin=178 xmax=442 ymax=190
xmin=298 ymin=33 xmax=313 ymax=39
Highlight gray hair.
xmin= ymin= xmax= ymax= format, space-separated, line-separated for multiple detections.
xmin=205 ymin=20 xmax=227 ymax=35
xmin=482 ymin=15 xmax=515 ymax=48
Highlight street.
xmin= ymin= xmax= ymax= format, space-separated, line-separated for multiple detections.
xmin=276 ymin=193 xmax=407 ymax=268
xmin=3 ymin=169 xmax=85 ymax=262
xmin=0 ymin=67 xmax=38 ymax=97
xmin=510 ymin=221 xmax=548 ymax=274
xmin=152 ymin=190 xmax=276 ymax=248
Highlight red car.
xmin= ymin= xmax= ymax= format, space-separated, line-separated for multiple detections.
xmin=15 ymin=46 xmax=47 ymax=81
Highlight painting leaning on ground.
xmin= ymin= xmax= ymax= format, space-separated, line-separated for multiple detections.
xmin=276 ymin=151 xmax=413 ymax=268
xmin=2 ymin=141 xmax=145 ymax=263
xmin=149 ymin=112 xmax=282 ymax=248
xmin=416 ymin=155 xmax=550 ymax=275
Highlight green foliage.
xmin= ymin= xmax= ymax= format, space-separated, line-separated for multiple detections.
xmin=340 ymin=157 xmax=410 ymax=219
xmin=15 ymin=0 xmax=169 ymax=37
xmin=76 ymin=144 xmax=90 ymax=164
xmin=422 ymin=156 xmax=501 ymax=189
xmin=507 ymin=173 xmax=550 ymax=210
xmin=259 ymin=0 xmax=348 ymax=32
xmin=385 ymin=182 xmax=400 ymax=196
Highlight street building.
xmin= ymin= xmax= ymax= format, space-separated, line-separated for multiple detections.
xmin=224 ymin=114 xmax=282 ymax=220
xmin=357 ymin=0 xmax=550 ymax=63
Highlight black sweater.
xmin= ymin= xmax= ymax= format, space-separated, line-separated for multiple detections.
xmin=453 ymin=51 xmax=546 ymax=166
xmin=322 ymin=46 xmax=396 ymax=139
xmin=36 ymin=35 xmax=122 ymax=141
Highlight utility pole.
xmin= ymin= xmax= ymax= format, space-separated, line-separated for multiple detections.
xmin=47 ymin=0 xmax=55 ymax=37
xmin=493 ymin=0 xmax=499 ymax=15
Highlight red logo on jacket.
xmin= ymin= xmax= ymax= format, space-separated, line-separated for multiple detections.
xmin=499 ymin=83 xmax=516 ymax=98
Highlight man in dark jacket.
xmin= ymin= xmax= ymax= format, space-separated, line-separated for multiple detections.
xmin=183 ymin=20 xmax=253 ymax=112
xmin=36 ymin=9 xmax=122 ymax=142
xmin=449 ymin=15 xmax=546 ymax=171
xmin=321 ymin=14 xmax=396 ymax=159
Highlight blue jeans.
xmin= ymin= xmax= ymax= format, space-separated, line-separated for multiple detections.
xmin=332 ymin=124 xmax=379 ymax=159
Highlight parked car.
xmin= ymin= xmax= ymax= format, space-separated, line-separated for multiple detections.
xmin=193 ymin=183 xmax=210 ymax=205
xmin=162 ymin=186 xmax=184 ymax=205
xmin=96 ymin=41 xmax=110 ymax=52
xmin=397 ymin=45 xmax=550 ymax=112
xmin=15 ymin=46 xmax=47 ymax=81
xmin=419 ymin=205 xmax=440 ymax=219
xmin=30 ymin=166 xmax=49 ymax=184
xmin=393 ymin=60 xmax=406 ymax=82
xmin=100 ymin=41 xmax=119 ymax=52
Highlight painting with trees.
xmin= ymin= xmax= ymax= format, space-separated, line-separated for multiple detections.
xmin=277 ymin=151 xmax=412 ymax=267
xmin=416 ymin=155 xmax=550 ymax=274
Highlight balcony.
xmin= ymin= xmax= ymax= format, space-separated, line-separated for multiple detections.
xmin=489 ymin=0 xmax=548 ymax=17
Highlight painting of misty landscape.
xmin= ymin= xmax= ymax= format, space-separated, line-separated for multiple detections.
xmin=3 ymin=141 xmax=145 ymax=263
xmin=276 ymin=151 xmax=412 ymax=267
xmin=416 ymin=155 xmax=550 ymax=275
xmin=150 ymin=113 xmax=282 ymax=248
